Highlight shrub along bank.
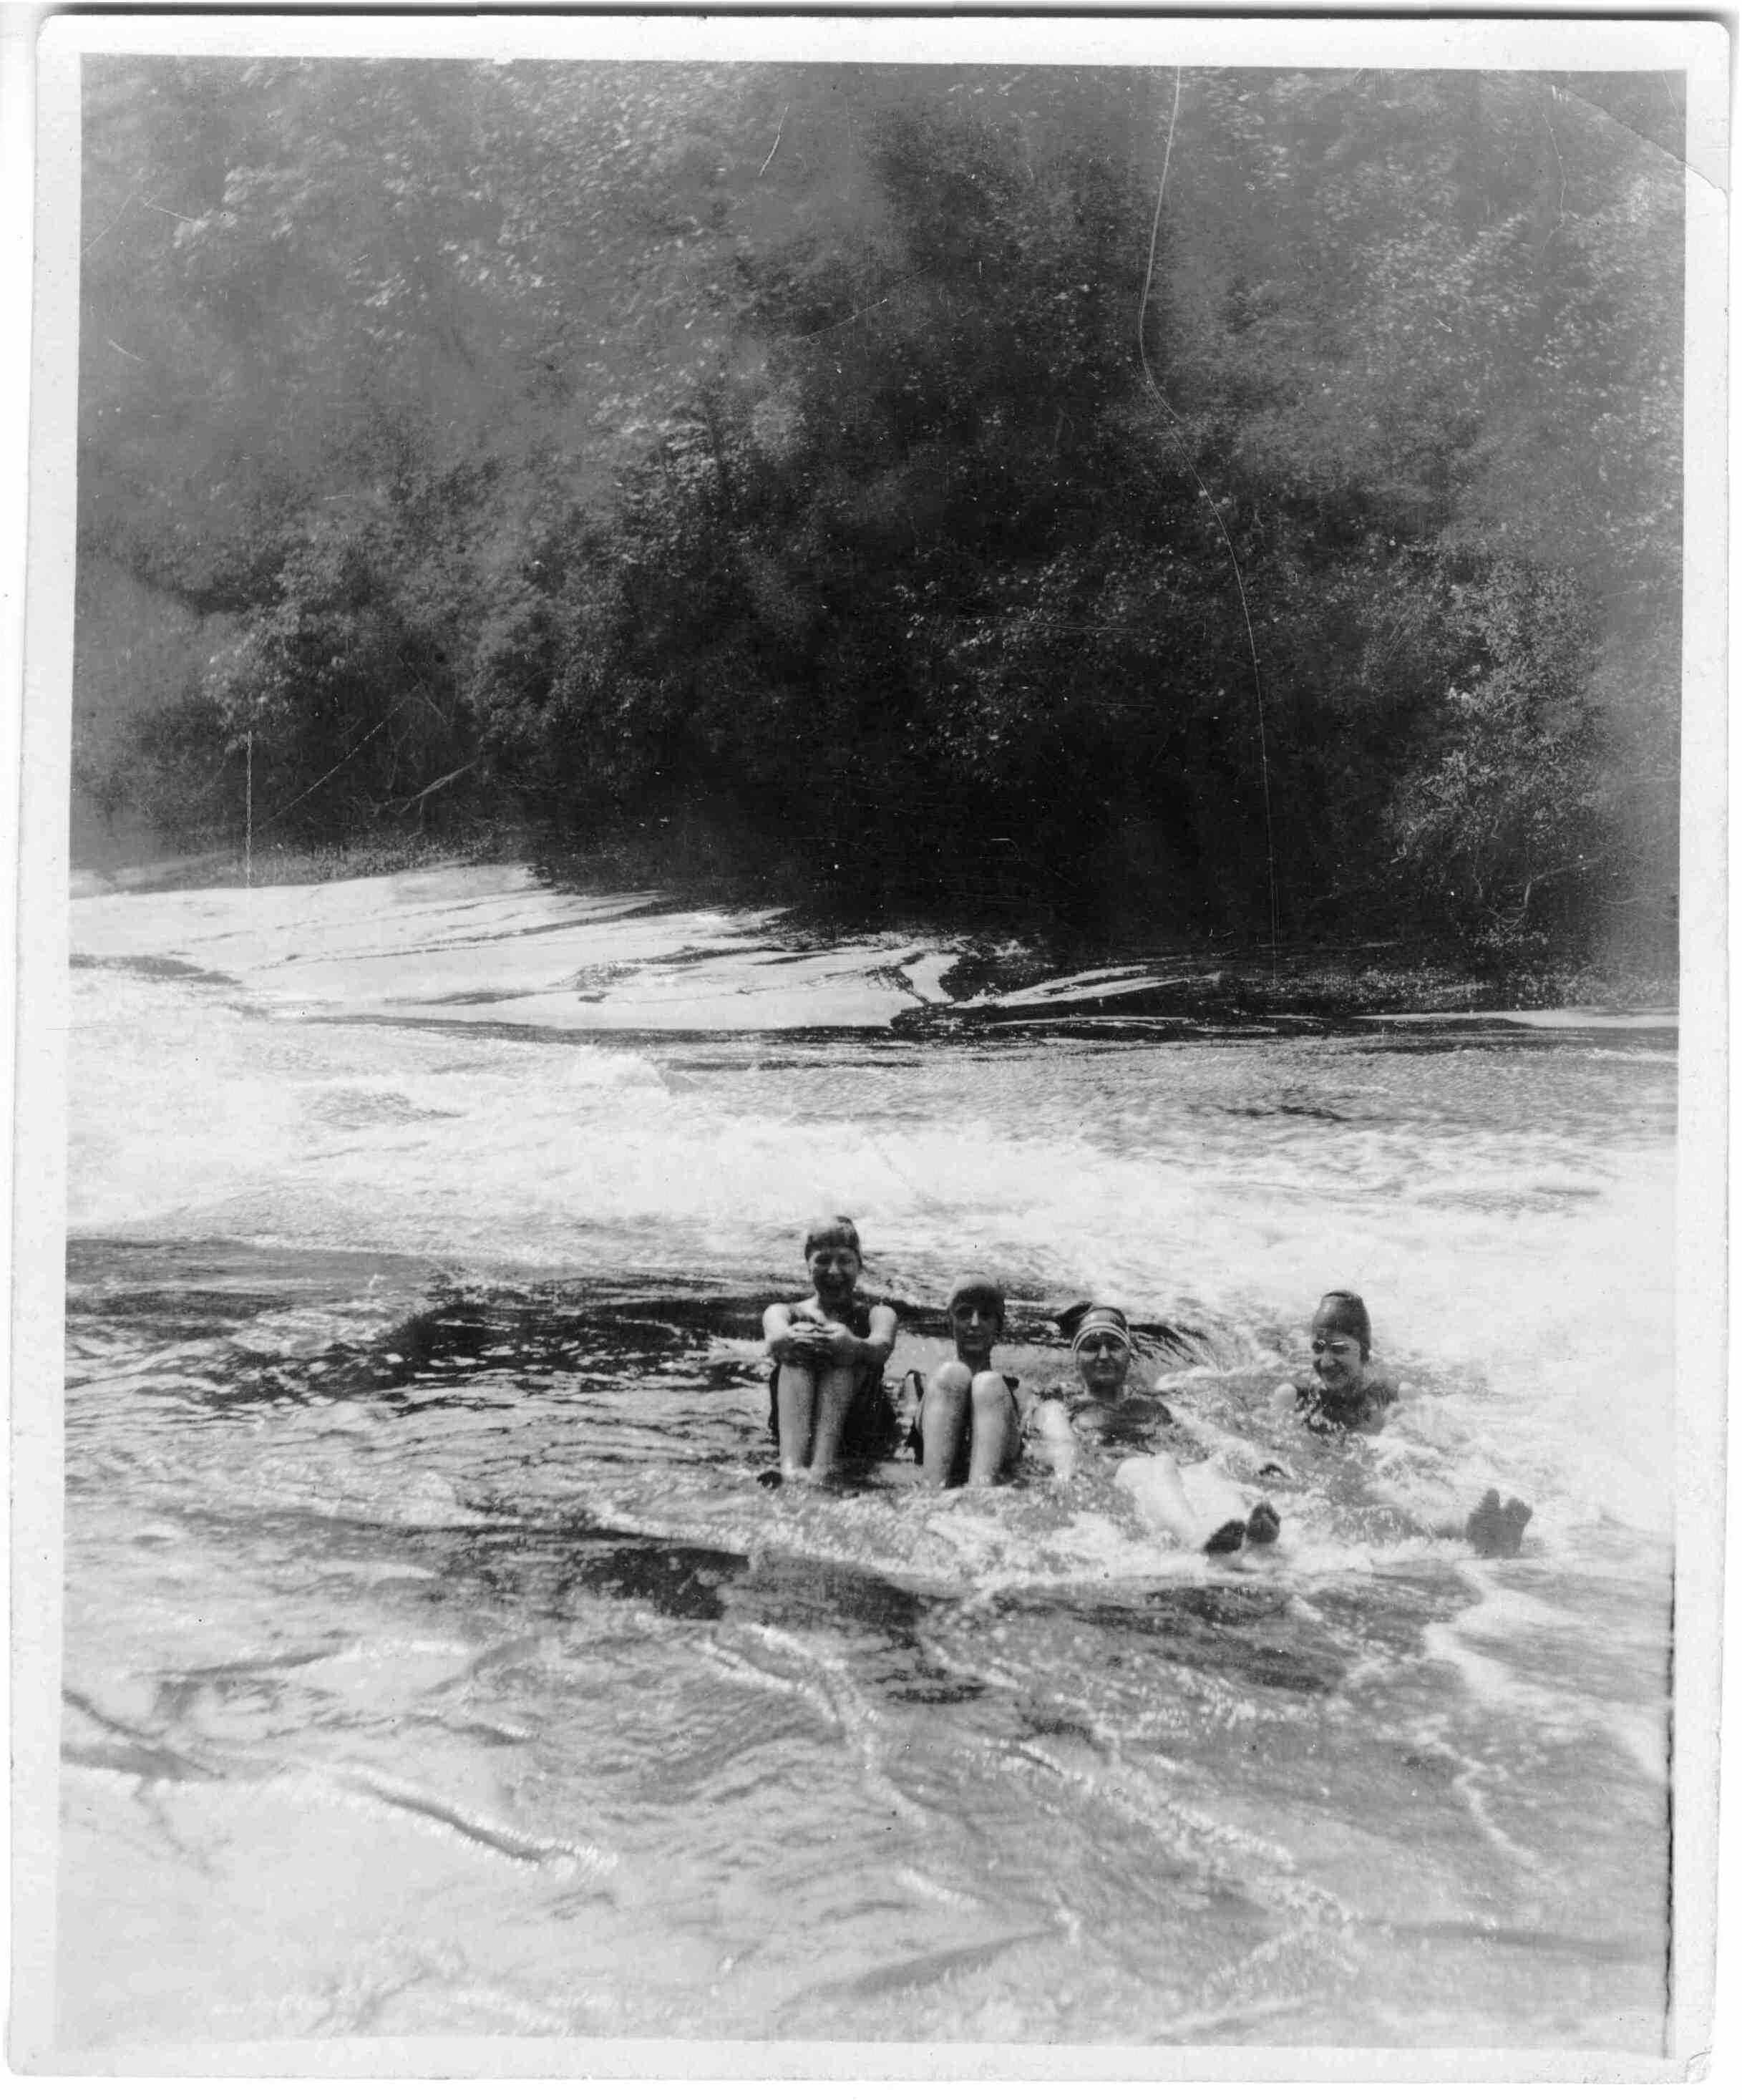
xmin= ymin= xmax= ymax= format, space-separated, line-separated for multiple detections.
xmin=76 ymin=64 xmax=1681 ymax=974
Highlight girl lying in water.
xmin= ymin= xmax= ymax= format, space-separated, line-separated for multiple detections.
xmin=1029 ymin=1303 xmax=1282 ymax=1556
xmin=1272 ymin=1290 xmax=1533 ymax=1558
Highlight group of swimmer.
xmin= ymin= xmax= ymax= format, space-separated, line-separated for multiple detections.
xmin=763 ymin=1215 xmax=1533 ymax=1559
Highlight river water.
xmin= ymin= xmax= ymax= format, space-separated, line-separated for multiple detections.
xmin=60 ymin=865 xmax=1676 ymax=2055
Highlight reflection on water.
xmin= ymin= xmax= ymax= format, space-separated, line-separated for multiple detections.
xmin=60 ymin=871 xmax=1675 ymax=2053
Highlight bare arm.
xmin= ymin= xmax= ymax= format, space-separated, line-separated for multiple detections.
xmin=1366 ymin=1374 xmax=1408 ymax=1430
xmin=861 ymin=1302 xmax=898 ymax=1366
xmin=822 ymin=1301 xmax=895 ymax=1369
xmin=781 ymin=1301 xmax=897 ymax=1370
xmin=1028 ymin=1396 xmax=1076 ymax=1480
xmin=764 ymin=1301 xmax=831 ymax=1366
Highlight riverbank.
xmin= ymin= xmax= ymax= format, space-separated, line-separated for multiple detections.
xmin=921 ymin=944 xmax=1675 ymax=1025
xmin=69 ymin=834 xmax=1675 ymax=1019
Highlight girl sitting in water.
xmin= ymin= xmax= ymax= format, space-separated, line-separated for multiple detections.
xmin=762 ymin=1216 xmax=898 ymax=1483
xmin=1030 ymin=1303 xmax=1281 ymax=1556
xmin=905 ymin=1273 xmax=1023 ymax=1487
xmin=1271 ymin=1290 xmax=1532 ymax=1557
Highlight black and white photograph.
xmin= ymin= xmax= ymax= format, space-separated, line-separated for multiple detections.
xmin=9 ymin=9 xmax=1728 ymax=2076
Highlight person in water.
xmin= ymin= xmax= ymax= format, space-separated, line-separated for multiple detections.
xmin=906 ymin=1273 xmax=1023 ymax=1487
xmin=761 ymin=1216 xmax=897 ymax=1483
xmin=1030 ymin=1303 xmax=1281 ymax=1555
xmin=1271 ymin=1289 xmax=1533 ymax=1557
xmin=1276 ymin=1290 xmax=1399 ymax=1433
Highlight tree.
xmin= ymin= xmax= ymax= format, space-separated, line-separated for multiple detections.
xmin=79 ymin=60 xmax=1683 ymax=963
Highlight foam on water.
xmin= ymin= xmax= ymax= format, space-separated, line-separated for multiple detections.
xmin=61 ymin=866 xmax=1678 ymax=2052
xmin=70 ymin=966 xmax=1675 ymax=1541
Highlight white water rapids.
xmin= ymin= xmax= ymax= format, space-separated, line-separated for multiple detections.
xmin=60 ymin=864 xmax=1675 ymax=2055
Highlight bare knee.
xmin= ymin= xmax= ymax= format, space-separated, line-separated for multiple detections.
xmin=920 ymin=1368 xmax=970 ymax=1442
xmin=929 ymin=1361 xmax=973 ymax=1402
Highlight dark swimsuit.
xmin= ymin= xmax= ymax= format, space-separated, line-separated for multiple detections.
xmin=1289 ymin=1372 xmax=1396 ymax=1434
xmin=1069 ymin=1394 xmax=1181 ymax=1449
xmin=1039 ymin=1385 xmax=1202 ymax=1462
xmin=767 ymin=1297 xmax=900 ymax=1465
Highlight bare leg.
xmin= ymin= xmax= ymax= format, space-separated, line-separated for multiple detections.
xmin=1179 ymin=1458 xmax=1280 ymax=1545
xmin=1384 ymin=1483 xmax=1532 ymax=1555
xmin=918 ymin=1363 xmax=972 ymax=1487
xmin=1118 ymin=1453 xmax=1254 ymax=1553
xmin=807 ymin=1365 xmax=865 ymax=1480
xmin=1117 ymin=1452 xmax=1213 ymax=1545
xmin=774 ymin=1363 xmax=817 ymax=1479
xmin=1179 ymin=1458 xmax=1250 ymax=1530
xmin=966 ymin=1372 xmax=1020 ymax=1485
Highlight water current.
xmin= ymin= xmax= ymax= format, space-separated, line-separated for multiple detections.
xmin=60 ymin=866 xmax=1676 ymax=2054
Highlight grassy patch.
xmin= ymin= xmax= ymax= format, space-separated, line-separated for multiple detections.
xmin=89 ymin=820 xmax=531 ymax=894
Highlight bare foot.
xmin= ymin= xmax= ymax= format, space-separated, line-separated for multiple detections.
xmin=1204 ymin=1517 xmax=1247 ymax=1556
xmin=1465 ymin=1488 xmax=1533 ymax=1557
xmin=1245 ymin=1499 xmax=1282 ymax=1546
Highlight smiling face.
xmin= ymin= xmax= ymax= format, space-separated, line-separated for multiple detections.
xmin=1074 ymin=1328 xmax=1132 ymax=1399
xmin=807 ymin=1241 xmax=862 ymax=1308
xmin=1311 ymin=1325 xmax=1365 ymax=1391
xmin=949 ymin=1294 xmax=1002 ymax=1367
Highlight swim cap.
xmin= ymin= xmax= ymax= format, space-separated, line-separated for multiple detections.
xmin=1312 ymin=1290 xmax=1372 ymax=1358
xmin=804 ymin=1215 xmax=862 ymax=1259
xmin=1057 ymin=1301 xmax=1132 ymax=1351
xmin=947 ymin=1272 xmax=1006 ymax=1318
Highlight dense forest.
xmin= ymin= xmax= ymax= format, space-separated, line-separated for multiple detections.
xmin=75 ymin=60 xmax=1683 ymax=963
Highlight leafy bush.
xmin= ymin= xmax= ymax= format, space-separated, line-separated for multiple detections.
xmin=73 ymin=684 xmax=238 ymax=850
xmin=199 ymin=490 xmax=485 ymax=843
xmin=77 ymin=62 xmax=1682 ymax=963
xmin=1382 ymin=556 xmax=1607 ymax=956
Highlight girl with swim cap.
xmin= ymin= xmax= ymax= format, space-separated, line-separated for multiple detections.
xmin=1272 ymin=1290 xmax=1532 ymax=1557
xmin=1273 ymin=1291 xmax=1398 ymax=1434
xmin=907 ymin=1273 xmax=1023 ymax=1487
xmin=1031 ymin=1302 xmax=1281 ymax=1556
xmin=761 ymin=1216 xmax=898 ymax=1483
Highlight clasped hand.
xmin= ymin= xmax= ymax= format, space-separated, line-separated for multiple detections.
xmin=772 ymin=1314 xmax=857 ymax=1368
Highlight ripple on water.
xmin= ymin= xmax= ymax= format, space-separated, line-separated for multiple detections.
xmin=59 ymin=897 xmax=1674 ymax=2048
xmin=59 ymin=1243 xmax=1671 ymax=2051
